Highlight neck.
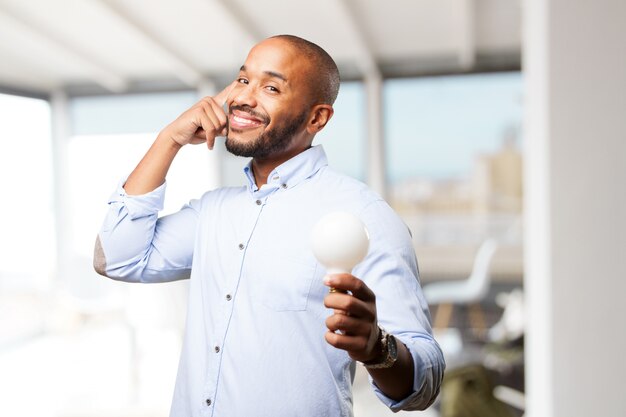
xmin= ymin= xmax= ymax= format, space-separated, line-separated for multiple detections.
xmin=251 ymin=144 xmax=312 ymax=188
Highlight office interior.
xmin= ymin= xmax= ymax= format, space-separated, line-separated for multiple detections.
xmin=0 ymin=1 xmax=624 ymax=416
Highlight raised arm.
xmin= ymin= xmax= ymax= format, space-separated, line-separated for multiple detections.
xmin=94 ymin=83 xmax=235 ymax=283
xmin=125 ymin=82 xmax=235 ymax=195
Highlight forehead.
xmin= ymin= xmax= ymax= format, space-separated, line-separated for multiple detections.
xmin=242 ymin=39 xmax=312 ymax=84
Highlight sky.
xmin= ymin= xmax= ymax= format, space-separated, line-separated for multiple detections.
xmin=384 ymin=72 xmax=523 ymax=182
xmin=316 ymin=72 xmax=523 ymax=183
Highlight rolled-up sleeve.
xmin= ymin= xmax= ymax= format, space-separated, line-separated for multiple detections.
xmin=94 ymin=178 xmax=201 ymax=283
xmin=355 ymin=200 xmax=445 ymax=411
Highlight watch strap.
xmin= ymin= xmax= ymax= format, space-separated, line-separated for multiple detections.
xmin=362 ymin=327 xmax=398 ymax=369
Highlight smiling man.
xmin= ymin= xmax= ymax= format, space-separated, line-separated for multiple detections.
xmin=94 ymin=35 xmax=444 ymax=417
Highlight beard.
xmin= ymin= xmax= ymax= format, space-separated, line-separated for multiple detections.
xmin=225 ymin=105 xmax=308 ymax=159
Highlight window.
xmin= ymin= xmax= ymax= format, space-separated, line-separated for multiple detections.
xmin=314 ymin=81 xmax=366 ymax=181
xmin=0 ymin=93 xmax=53 ymax=290
xmin=384 ymin=73 xmax=523 ymax=278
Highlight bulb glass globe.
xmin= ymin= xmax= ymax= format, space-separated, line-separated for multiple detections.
xmin=310 ymin=211 xmax=370 ymax=275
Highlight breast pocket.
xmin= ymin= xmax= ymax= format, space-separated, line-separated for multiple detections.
xmin=251 ymin=256 xmax=317 ymax=312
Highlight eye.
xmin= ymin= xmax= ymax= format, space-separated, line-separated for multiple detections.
xmin=237 ymin=77 xmax=249 ymax=85
xmin=265 ymin=85 xmax=279 ymax=93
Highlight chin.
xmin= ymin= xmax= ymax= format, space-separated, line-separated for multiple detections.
xmin=228 ymin=127 xmax=262 ymax=142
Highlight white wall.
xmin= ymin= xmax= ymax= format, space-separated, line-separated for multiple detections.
xmin=524 ymin=1 xmax=626 ymax=416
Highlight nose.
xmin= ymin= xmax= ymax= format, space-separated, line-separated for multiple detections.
xmin=230 ymin=82 xmax=257 ymax=108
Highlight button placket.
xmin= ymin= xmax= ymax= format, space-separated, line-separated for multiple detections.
xmin=203 ymin=199 xmax=267 ymax=417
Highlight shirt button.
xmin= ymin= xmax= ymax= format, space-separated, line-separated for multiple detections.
xmin=225 ymin=294 xmax=232 ymax=301
xmin=238 ymin=243 xmax=245 ymax=250
xmin=206 ymin=399 xmax=212 ymax=406
xmin=281 ymin=183 xmax=288 ymax=189
xmin=256 ymin=199 xmax=262 ymax=205
xmin=214 ymin=346 xmax=220 ymax=353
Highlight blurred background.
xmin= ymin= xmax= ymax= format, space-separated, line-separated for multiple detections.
xmin=0 ymin=1 xmax=623 ymax=416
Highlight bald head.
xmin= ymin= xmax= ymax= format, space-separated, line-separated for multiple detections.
xmin=270 ymin=35 xmax=340 ymax=106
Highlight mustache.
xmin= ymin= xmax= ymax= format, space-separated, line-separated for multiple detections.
xmin=229 ymin=105 xmax=270 ymax=125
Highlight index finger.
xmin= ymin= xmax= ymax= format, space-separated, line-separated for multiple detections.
xmin=214 ymin=80 xmax=238 ymax=106
xmin=324 ymin=274 xmax=375 ymax=302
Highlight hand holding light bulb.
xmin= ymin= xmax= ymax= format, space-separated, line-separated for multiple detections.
xmin=312 ymin=212 xmax=383 ymax=366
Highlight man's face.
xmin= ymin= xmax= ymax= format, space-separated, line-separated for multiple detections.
xmin=224 ymin=39 xmax=313 ymax=159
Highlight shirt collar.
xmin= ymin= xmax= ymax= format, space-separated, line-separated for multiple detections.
xmin=242 ymin=145 xmax=328 ymax=195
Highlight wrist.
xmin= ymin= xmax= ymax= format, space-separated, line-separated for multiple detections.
xmin=363 ymin=327 xmax=384 ymax=362
xmin=157 ymin=131 xmax=184 ymax=150
xmin=362 ymin=327 xmax=398 ymax=370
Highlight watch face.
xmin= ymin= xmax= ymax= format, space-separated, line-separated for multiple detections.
xmin=363 ymin=331 xmax=398 ymax=369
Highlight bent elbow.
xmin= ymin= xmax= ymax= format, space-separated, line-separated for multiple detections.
xmin=93 ymin=235 xmax=109 ymax=277
xmin=400 ymin=339 xmax=446 ymax=411
xmin=419 ymin=349 xmax=445 ymax=410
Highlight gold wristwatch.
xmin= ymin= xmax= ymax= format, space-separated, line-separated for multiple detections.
xmin=362 ymin=327 xmax=398 ymax=369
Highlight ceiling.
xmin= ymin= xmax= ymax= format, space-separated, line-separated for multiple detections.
xmin=0 ymin=0 xmax=521 ymax=97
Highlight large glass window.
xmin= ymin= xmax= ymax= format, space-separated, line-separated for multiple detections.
xmin=0 ymin=92 xmax=204 ymax=416
xmin=0 ymin=93 xmax=56 ymax=413
xmin=384 ymin=72 xmax=523 ymax=280
xmin=0 ymin=93 xmax=53 ymax=290
xmin=314 ymin=81 xmax=366 ymax=181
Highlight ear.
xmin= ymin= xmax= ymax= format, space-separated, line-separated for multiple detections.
xmin=306 ymin=104 xmax=334 ymax=134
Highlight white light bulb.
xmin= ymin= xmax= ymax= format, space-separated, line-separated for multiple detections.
xmin=311 ymin=211 xmax=370 ymax=275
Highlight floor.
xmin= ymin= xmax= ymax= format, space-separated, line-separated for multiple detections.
xmin=1 ymin=283 xmax=523 ymax=417
xmin=0 ymin=318 xmax=437 ymax=417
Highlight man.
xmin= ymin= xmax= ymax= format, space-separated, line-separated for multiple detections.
xmin=94 ymin=35 xmax=444 ymax=416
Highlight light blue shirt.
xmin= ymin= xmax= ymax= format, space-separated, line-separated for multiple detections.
xmin=96 ymin=145 xmax=444 ymax=417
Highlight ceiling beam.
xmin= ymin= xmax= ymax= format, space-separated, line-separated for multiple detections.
xmin=212 ymin=0 xmax=264 ymax=43
xmin=95 ymin=0 xmax=205 ymax=87
xmin=0 ymin=6 xmax=127 ymax=93
xmin=0 ymin=42 xmax=59 ymax=93
xmin=0 ymin=82 xmax=50 ymax=100
xmin=334 ymin=0 xmax=380 ymax=78
xmin=458 ymin=0 xmax=476 ymax=69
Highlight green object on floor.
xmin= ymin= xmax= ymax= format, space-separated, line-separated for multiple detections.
xmin=440 ymin=364 xmax=515 ymax=417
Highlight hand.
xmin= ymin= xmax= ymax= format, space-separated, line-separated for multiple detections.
xmin=323 ymin=274 xmax=381 ymax=363
xmin=160 ymin=81 xmax=237 ymax=149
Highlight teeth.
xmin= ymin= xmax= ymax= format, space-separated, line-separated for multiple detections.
xmin=233 ymin=115 xmax=259 ymax=125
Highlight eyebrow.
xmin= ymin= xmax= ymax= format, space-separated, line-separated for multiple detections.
xmin=240 ymin=65 xmax=288 ymax=82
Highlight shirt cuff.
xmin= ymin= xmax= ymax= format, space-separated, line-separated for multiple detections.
xmin=107 ymin=177 xmax=166 ymax=220
xmin=369 ymin=334 xmax=442 ymax=412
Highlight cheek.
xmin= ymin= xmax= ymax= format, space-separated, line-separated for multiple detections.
xmin=271 ymin=101 xmax=302 ymax=122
